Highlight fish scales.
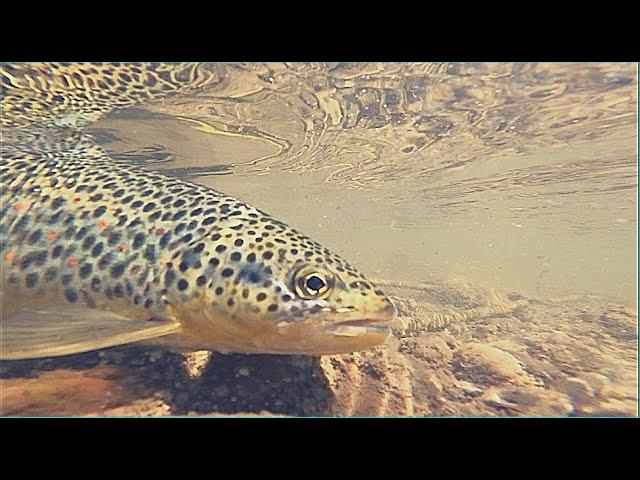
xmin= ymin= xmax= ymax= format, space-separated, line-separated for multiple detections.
xmin=0 ymin=63 xmax=397 ymax=359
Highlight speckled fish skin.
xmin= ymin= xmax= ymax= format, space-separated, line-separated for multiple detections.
xmin=0 ymin=63 xmax=397 ymax=358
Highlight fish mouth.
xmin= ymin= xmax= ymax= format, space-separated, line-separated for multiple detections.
xmin=326 ymin=316 xmax=393 ymax=337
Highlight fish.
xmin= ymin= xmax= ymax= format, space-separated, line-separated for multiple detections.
xmin=0 ymin=63 xmax=397 ymax=360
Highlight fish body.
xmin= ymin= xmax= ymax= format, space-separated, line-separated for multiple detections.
xmin=0 ymin=63 xmax=397 ymax=360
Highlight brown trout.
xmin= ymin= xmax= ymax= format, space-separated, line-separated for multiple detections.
xmin=0 ymin=63 xmax=397 ymax=360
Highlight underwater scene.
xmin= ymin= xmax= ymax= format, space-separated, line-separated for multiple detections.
xmin=0 ymin=63 xmax=637 ymax=416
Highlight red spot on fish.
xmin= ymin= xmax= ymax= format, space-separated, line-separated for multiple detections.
xmin=130 ymin=265 xmax=141 ymax=275
xmin=4 ymin=252 xmax=16 ymax=262
xmin=67 ymin=258 xmax=78 ymax=267
xmin=73 ymin=197 xmax=81 ymax=203
xmin=155 ymin=228 xmax=165 ymax=236
xmin=12 ymin=203 xmax=27 ymax=211
xmin=98 ymin=220 xmax=108 ymax=230
xmin=47 ymin=231 xmax=58 ymax=241
xmin=118 ymin=244 xmax=126 ymax=253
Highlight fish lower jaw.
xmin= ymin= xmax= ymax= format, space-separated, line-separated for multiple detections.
xmin=328 ymin=324 xmax=391 ymax=337
xmin=326 ymin=317 xmax=393 ymax=337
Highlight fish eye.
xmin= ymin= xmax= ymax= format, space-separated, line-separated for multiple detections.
xmin=292 ymin=266 xmax=332 ymax=299
xmin=306 ymin=275 xmax=325 ymax=292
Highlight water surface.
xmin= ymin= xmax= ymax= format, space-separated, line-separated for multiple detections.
xmin=90 ymin=63 xmax=638 ymax=308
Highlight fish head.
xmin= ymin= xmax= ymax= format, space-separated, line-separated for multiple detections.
xmin=172 ymin=216 xmax=397 ymax=355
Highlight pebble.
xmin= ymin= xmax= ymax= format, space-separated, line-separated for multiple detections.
xmin=559 ymin=377 xmax=595 ymax=406
xmin=455 ymin=343 xmax=526 ymax=380
xmin=455 ymin=380 xmax=483 ymax=397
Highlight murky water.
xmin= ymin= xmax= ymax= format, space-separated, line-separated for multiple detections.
xmin=90 ymin=63 xmax=638 ymax=308
xmin=2 ymin=63 xmax=637 ymax=416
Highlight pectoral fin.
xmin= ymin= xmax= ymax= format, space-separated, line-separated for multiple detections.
xmin=1 ymin=307 xmax=181 ymax=360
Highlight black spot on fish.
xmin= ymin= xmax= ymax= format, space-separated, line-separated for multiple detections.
xmin=82 ymin=235 xmax=96 ymax=250
xmin=44 ymin=267 xmax=58 ymax=282
xmin=215 ymin=287 xmax=223 ymax=295
xmin=52 ymin=197 xmax=65 ymax=209
xmin=230 ymin=252 xmax=241 ymax=262
xmin=110 ymin=262 xmax=125 ymax=279
xmin=159 ymin=232 xmax=172 ymax=249
xmin=47 ymin=211 xmax=64 ymax=225
xmin=93 ymin=205 xmax=107 ymax=218
xmin=133 ymin=233 xmax=146 ymax=249
xmin=64 ymin=289 xmax=78 ymax=303
xmin=108 ymin=232 xmax=122 ymax=246
xmin=27 ymin=229 xmax=42 ymax=245
xmin=197 ymin=275 xmax=207 ymax=286
xmin=92 ymin=242 xmax=104 ymax=257
xmin=267 ymin=304 xmax=278 ymax=312
xmin=221 ymin=268 xmax=234 ymax=277
xmin=75 ymin=227 xmax=88 ymax=240
xmin=256 ymin=292 xmax=267 ymax=301
xmin=144 ymin=244 xmax=156 ymax=262
xmin=52 ymin=245 xmax=64 ymax=259
xmin=129 ymin=218 xmax=142 ymax=228
xmin=25 ymin=272 xmax=39 ymax=288
xmin=177 ymin=279 xmax=188 ymax=291
xmin=98 ymin=252 xmax=113 ymax=270
xmin=79 ymin=263 xmax=93 ymax=279
xmin=165 ymin=270 xmax=176 ymax=287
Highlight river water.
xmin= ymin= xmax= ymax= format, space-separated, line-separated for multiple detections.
xmin=89 ymin=62 xmax=638 ymax=309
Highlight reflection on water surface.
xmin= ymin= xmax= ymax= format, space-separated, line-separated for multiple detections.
xmin=91 ymin=63 xmax=637 ymax=308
